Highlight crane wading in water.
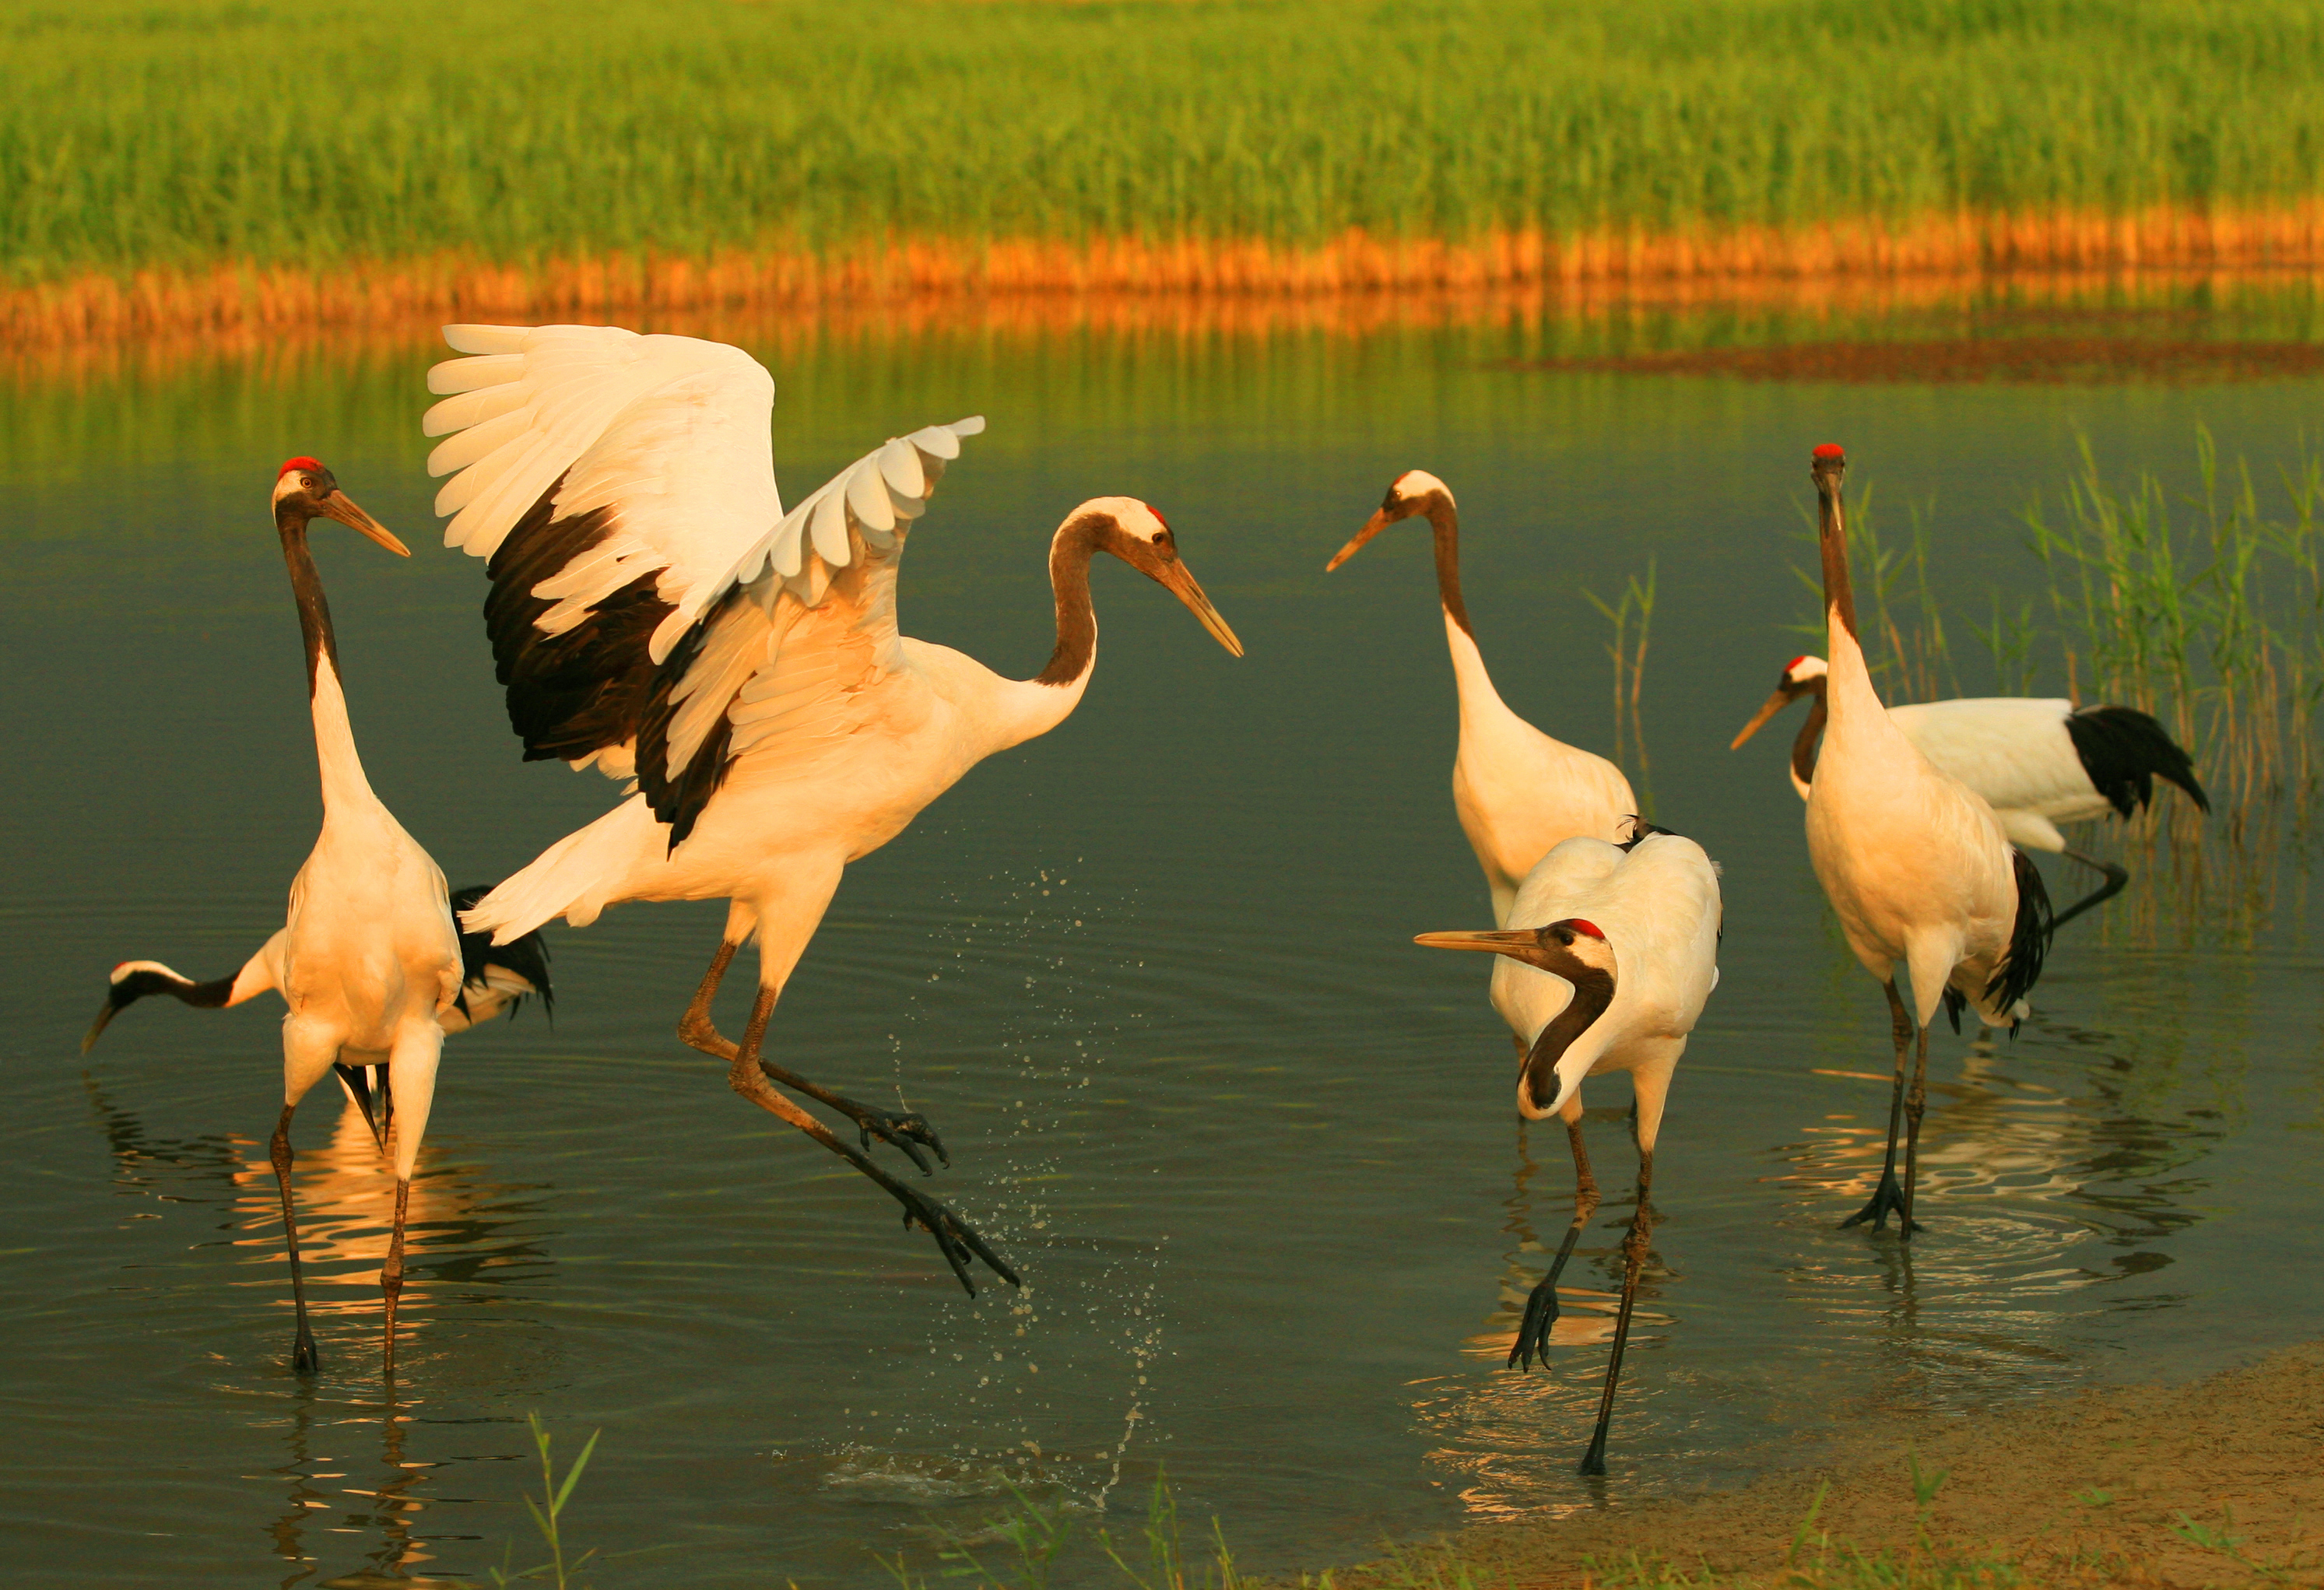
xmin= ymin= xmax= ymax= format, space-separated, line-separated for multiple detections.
xmin=1797 ymin=446 xmax=2052 ymax=1237
xmin=1731 ymin=657 xmax=2207 ymax=930
xmin=82 ymin=459 xmax=473 ymax=1376
xmin=1328 ymin=472 xmax=1634 ymax=925
xmin=1416 ymin=818 xmax=1722 ymax=1476
xmin=423 ymin=325 xmax=1243 ymax=1296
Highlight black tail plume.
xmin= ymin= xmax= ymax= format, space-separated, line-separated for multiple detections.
xmin=1617 ymin=816 xmax=1679 ymax=851
xmin=1985 ymin=848 xmax=2053 ymax=1018
xmin=449 ymin=885 xmax=556 ymax=1022
xmin=2064 ymin=705 xmax=2210 ymax=816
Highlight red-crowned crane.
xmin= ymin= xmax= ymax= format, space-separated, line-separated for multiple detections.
xmin=1792 ymin=447 xmax=2051 ymax=1237
xmin=80 ymin=460 xmax=476 ymax=1377
xmin=422 ymin=325 xmax=1243 ymax=1297
xmin=1329 ymin=472 xmax=1634 ymax=925
xmin=1731 ymin=657 xmax=2207 ymax=928
xmin=1415 ymin=817 xmax=1721 ymax=1476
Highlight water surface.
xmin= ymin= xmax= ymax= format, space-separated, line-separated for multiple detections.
xmin=5 ymin=279 xmax=2322 ymax=1586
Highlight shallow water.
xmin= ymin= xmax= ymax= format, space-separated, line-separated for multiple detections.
xmin=5 ymin=283 xmax=2324 ymax=1587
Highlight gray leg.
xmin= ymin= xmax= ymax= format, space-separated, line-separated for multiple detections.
xmin=678 ymin=940 xmax=947 ymax=1172
xmin=1578 ymin=1147 xmax=1655 ymax=1476
xmin=1509 ymin=1114 xmax=1600 ymax=1371
xmin=269 ymin=1103 xmax=320 ymax=1374
xmin=724 ymin=987 xmax=1018 ymax=1296
xmin=1841 ymin=981 xmax=1920 ymax=1233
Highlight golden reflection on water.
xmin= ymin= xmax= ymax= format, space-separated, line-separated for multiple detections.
xmin=80 ymin=1078 xmax=536 ymax=1586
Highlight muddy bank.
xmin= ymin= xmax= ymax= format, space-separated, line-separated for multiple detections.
xmin=1339 ymin=1344 xmax=2324 ymax=1587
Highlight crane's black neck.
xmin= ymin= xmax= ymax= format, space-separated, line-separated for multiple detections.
xmin=1795 ymin=679 xmax=1829 ymax=786
xmin=276 ymin=504 xmax=341 ymax=697
xmin=1423 ymin=497 xmax=1473 ymax=638
xmin=1816 ymin=476 xmax=1860 ymax=643
xmin=1520 ymin=967 xmax=1614 ymax=1112
xmin=1036 ymin=514 xmax=1106 ymax=687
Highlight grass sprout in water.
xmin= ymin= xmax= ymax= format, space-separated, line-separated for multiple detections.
xmin=472 ymin=1414 xmax=601 ymax=1590
xmin=1586 ymin=556 xmax=1659 ymax=798
xmin=879 ymin=1472 xmax=1248 ymax=1590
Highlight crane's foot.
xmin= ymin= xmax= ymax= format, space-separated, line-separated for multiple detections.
xmin=291 ymin=1327 xmax=320 ymax=1376
xmin=1840 ymin=1174 xmax=1922 ymax=1235
xmin=846 ymin=1104 xmax=949 ymax=1174
xmin=750 ymin=1057 xmax=950 ymax=1174
xmin=1578 ymin=1430 xmax=1610 ymax=1477
xmin=888 ymin=1180 xmax=1020 ymax=1297
xmin=1508 ymin=1276 xmax=1562 ymax=1371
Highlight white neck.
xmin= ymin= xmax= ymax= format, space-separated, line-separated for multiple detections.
xmin=310 ymin=652 xmax=378 ymax=813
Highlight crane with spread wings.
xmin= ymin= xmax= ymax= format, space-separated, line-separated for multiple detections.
xmin=421 ymin=325 xmax=1243 ymax=1295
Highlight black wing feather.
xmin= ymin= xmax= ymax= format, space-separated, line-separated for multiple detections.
xmin=482 ymin=473 xmax=676 ymax=765
xmin=631 ymin=588 xmax=745 ymax=851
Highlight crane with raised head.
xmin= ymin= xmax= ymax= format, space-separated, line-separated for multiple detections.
xmin=1329 ymin=472 xmax=1634 ymax=925
xmin=423 ymin=324 xmax=1244 ymax=1298
xmin=82 ymin=459 xmax=479 ymax=1378
xmin=1791 ymin=445 xmax=2052 ymax=1238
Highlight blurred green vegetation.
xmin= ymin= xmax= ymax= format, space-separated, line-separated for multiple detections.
xmin=6 ymin=0 xmax=2324 ymax=282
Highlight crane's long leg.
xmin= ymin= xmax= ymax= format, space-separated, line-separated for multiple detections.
xmin=726 ymin=985 xmax=1018 ymax=1296
xmin=269 ymin=1102 xmax=320 ymax=1374
xmin=2048 ymin=848 xmax=2130 ymax=932
xmin=1510 ymin=1097 xmax=1599 ymax=1372
xmin=381 ymin=1178 xmax=412 ymax=1381
xmin=1578 ymin=1146 xmax=1655 ymax=1476
xmin=1898 ymin=1021 xmax=1931 ymax=1237
xmin=1841 ymin=980 xmax=1920 ymax=1234
xmin=678 ymin=939 xmax=948 ymax=1174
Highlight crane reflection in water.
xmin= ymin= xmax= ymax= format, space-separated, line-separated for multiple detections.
xmin=81 ymin=1077 xmax=550 ymax=1585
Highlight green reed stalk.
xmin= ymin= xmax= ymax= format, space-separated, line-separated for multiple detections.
xmin=9 ymin=0 xmax=2324 ymax=284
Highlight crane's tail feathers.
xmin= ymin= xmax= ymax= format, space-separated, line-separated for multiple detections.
xmin=1982 ymin=848 xmax=2055 ymax=1023
xmin=2065 ymin=705 xmax=2211 ymax=816
xmin=460 ymin=797 xmax=668 ymax=945
xmin=449 ymin=885 xmax=556 ymax=1020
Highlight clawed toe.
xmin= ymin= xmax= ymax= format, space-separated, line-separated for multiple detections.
xmin=895 ymin=1185 xmax=1020 ymax=1296
xmin=1839 ymin=1177 xmax=1920 ymax=1234
xmin=1508 ymin=1277 xmax=1561 ymax=1371
xmin=856 ymin=1108 xmax=950 ymax=1174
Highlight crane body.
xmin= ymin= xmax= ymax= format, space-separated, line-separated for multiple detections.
xmin=1332 ymin=471 xmax=1634 ymax=924
xmin=1419 ymin=821 xmax=1721 ymax=1475
xmin=428 ymin=324 xmax=1241 ymax=1297
xmin=1793 ymin=448 xmax=2049 ymax=1237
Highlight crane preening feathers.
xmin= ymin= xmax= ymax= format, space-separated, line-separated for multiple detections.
xmin=1732 ymin=657 xmax=2208 ymax=929
xmin=424 ymin=324 xmax=1243 ymax=1297
xmin=81 ymin=460 xmax=519 ymax=1378
xmin=1329 ymin=472 xmax=1635 ymax=924
xmin=1796 ymin=446 xmax=2051 ymax=1237
xmin=1416 ymin=819 xmax=1722 ymax=1476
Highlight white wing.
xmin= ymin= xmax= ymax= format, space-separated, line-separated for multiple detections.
xmin=421 ymin=324 xmax=782 ymax=773
xmin=634 ymin=419 xmax=985 ymax=844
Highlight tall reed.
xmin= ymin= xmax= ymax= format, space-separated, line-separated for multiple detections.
xmin=2021 ymin=426 xmax=2324 ymax=818
xmin=9 ymin=0 xmax=2324 ymax=297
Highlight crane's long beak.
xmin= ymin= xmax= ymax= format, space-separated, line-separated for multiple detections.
xmin=318 ymin=490 xmax=410 ymax=556
xmin=1730 ymin=686 xmax=1799 ymax=750
xmin=1325 ymin=508 xmax=1395 ymax=573
xmin=81 ymin=996 xmax=127 ymax=1054
xmin=1160 ymin=560 xmax=1244 ymax=657
xmin=1413 ymin=928 xmax=1537 ymax=956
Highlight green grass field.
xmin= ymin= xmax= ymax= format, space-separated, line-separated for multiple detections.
xmin=6 ymin=0 xmax=2324 ymax=286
